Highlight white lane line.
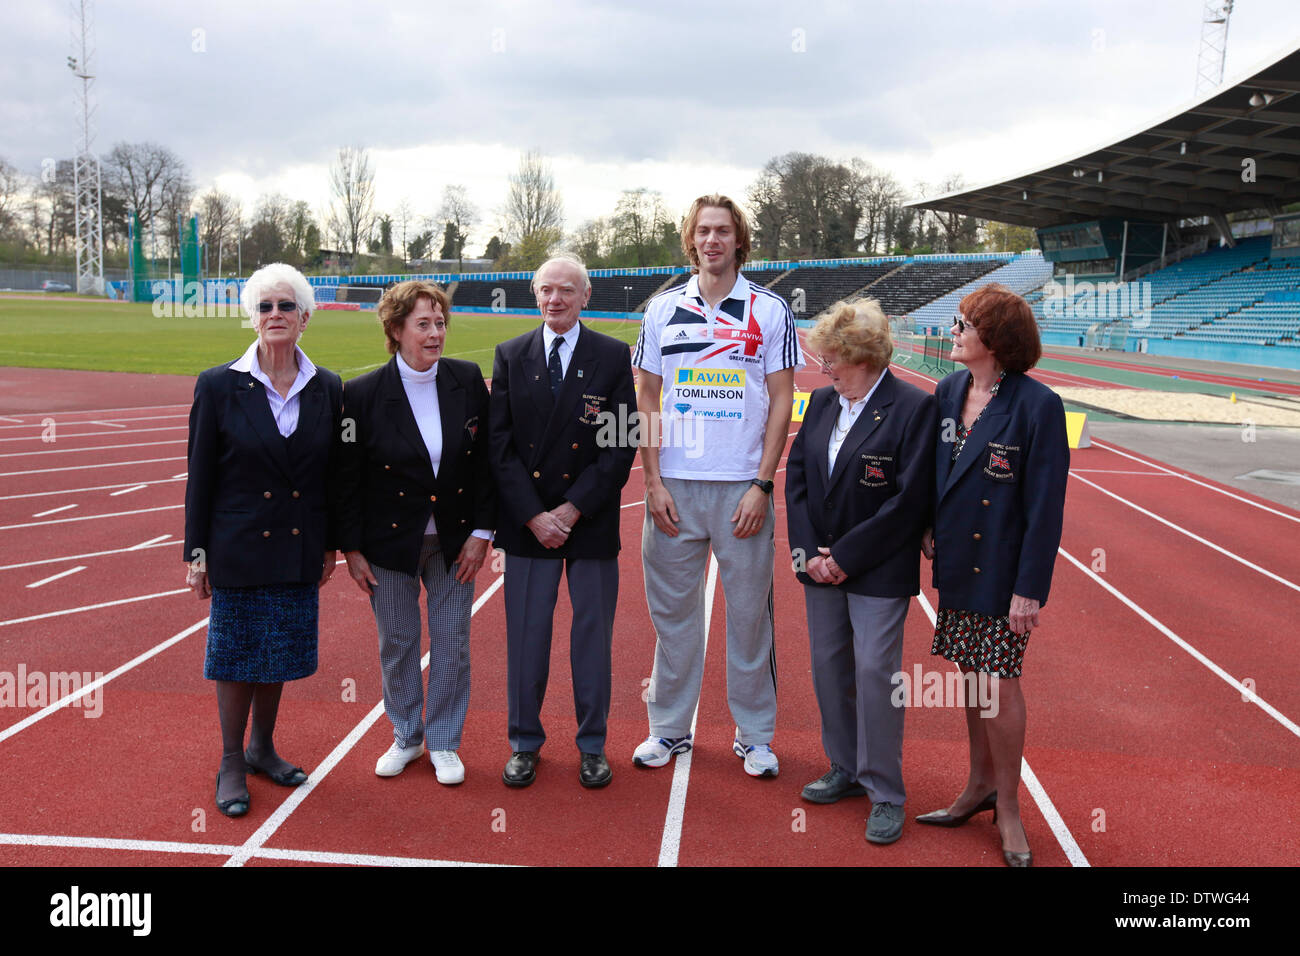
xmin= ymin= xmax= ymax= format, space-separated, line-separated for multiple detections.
xmin=0 ymin=589 xmax=191 ymax=629
xmin=656 ymin=553 xmax=719 ymax=868
xmin=0 ymin=504 xmax=181 ymax=531
xmin=0 ymin=618 xmax=207 ymax=743
xmin=0 ymin=416 xmax=22 ymax=423
xmin=0 ymin=424 xmax=186 ymax=443
xmin=26 ymin=566 xmax=86 ymax=589
xmin=1070 ymin=469 xmax=1172 ymax=476
xmin=0 ymin=538 xmax=174 ymax=572
xmin=1070 ymin=472 xmax=1300 ymax=596
xmin=0 ymin=401 xmax=188 ymax=418
xmin=88 ymin=420 xmax=127 ymax=429
xmin=0 ymin=833 xmax=510 ymax=866
xmin=130 ymin=534 xmax=172 ymax=549
xmin=223 ymin=573 xmax=507 ymax=868
xmin=109 ymin=484 xmax=147 ymax=496
xmin=0 ymin=412 xmax=187 ymax=431
xmin=1091 ymin=439 xmax=1300 ymax=525
xmin=31 ymin=504 xmax=77 ymax=517
xmin=0 ymin=456 xmax=186 ymax=478
xmin=1057 ymin=548 xmax=1300 ymax=739
xmin=0 ymin=439 xmax=184 ymax=459
xmin=172 ymin=472 xmax=187 ymax=479
xmin=254 ymin=847 xmax=509 ymax=867
xmin=913 ymin=590 xmax=1090 ymax=867
xmin=2 ymin=477 xmax=184 ymax=501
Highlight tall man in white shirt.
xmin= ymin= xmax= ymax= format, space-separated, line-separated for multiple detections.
xmin=632 ymin=194 xmax=801 ymax=777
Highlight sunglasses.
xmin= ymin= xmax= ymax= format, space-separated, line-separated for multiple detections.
xmin=952 ymin=314 xmax=973 ymax=332
xmin=257 ymin=300 xmax=299 ymax=314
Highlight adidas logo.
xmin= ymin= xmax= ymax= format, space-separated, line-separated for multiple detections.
xmin=673 ymin=330 xmax=689 ymax=341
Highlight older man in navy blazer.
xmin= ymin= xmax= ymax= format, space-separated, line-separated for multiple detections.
xmin=489 ymin=254 xmax=637 ymax=789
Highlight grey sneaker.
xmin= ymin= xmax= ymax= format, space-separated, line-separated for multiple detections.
xmin=866 ymin=802 xmax=905 ymax=844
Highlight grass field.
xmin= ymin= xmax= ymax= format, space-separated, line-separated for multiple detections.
xmin=0 ymin=295 xmax=644 ymax=379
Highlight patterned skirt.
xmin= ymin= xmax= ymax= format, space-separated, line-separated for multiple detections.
xmin=930 ymin=608 xmax=1030 ymax=679
xmin=204 ymin=583 xmax=319 ymax=682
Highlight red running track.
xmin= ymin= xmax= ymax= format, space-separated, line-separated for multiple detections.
xmin=0 ymin=359 xmax=1297 ymax=867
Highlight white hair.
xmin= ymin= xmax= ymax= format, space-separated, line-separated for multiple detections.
xmin=241 ymin=263 xmax=316 ymax=319
xmin=531 ymin=253 xmax=591 ymax=293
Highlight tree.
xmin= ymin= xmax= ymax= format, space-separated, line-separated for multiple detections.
xmin=437 ymin=184 xmax=479 ymax=273
xmin=407 ymin=229 xmax=433 ymax=262
xmin=569 ymin=218 xmax=610 ymax=266
xmin=982 ymin=220 xmax=1037 ymax=253
xmin=195 ymin=189 xmax=239 ymax=275
xmin=103 ymin=142 xmax=192 ymax=259
xmin=394 ymin=197 xmax=415 ymax=263
xmin=482 ymin=235 xmax=506 ymax=262
xmin=610 ymin=189 xmax=670 ymax=266
xmin=31 ymin=160 xmax=76 ymax=256
xmin=931 ymin=174 xmax=982 ymax=253
xmin=327 ymin=145 xmax=377 ymax=260
xmin=501 ymin=150 xmax=562 ymax=261
xmin=0 ymin=155 xmax=24 ymax=240
xmin=438 ymin=221 xmax=458 ymax=260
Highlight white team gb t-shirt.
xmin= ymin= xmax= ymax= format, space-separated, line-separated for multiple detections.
xmin=633 ymin=272 xmax=803 ymax=481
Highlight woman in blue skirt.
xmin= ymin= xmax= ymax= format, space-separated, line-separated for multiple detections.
xmin=183 ymin=263 xmax=343 ymax=817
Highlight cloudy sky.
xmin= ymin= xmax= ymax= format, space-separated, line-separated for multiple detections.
xmin=5 ymin=0 xmax=1300 ymax=252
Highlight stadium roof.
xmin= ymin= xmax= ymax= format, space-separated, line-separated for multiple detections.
xmin=909 ymin=42 xmax=1300 ymax=229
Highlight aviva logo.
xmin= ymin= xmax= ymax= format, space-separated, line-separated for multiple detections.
xmin=676 ymin=368 xmax=746 ymax=386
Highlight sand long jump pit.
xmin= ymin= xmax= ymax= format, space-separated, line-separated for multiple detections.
xmin=1052 ymin=386 xmax=1300 ymax=427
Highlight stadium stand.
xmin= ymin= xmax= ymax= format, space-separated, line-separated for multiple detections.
xmin=765 ymin=263 xmax=899 ymax=321
xmin=908 ymin=254 xmax=1054 ymax=330
xmin=587 ymin=274 xmax=677 ymax=312
xmin=867 ymin=259 xmax=1008 ymax=317
xmin=448 ymin=277 xmax=534 ymax=311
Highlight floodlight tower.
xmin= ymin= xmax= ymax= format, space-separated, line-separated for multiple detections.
xmin=1195 ymin=0 xmax=1234 ymax=97
xmin=68 ymin=0 xmax=105 ymax=296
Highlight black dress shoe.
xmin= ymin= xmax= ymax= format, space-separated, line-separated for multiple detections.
xmin=800 ymin=766 xmax=867 ymax=804
xmin=502 ymin=751 xmax=539 ymax=787
xmin=244 ymin=749 xmax=308 ymax=787
xmin=579 ymin=752 xmax=612 ymax=789
xmin=914 ymin=791 xmax=998 ymax=827
xmin=215 ymin=770 xmax=249 ymax=818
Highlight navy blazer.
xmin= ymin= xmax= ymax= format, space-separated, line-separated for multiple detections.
xmin=785 ymin=370 xmax=938 ymax=597
xmin=489 ymin=322 xmax=637 ymax=560
xmin=931 ymin=370 xmax=1070 ymax=616
xmin=183 ymin=360 xmax=343 ymax=588
xmin=334 ymin=356 xmax=496 ymax=576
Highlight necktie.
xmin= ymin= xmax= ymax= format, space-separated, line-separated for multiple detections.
xmin=548 ymin=336 xmax=564 ymax=395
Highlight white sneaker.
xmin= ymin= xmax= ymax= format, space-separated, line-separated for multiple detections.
xmin=375 ymin=741 xmax=426 ymax=777
xmin=430 ymin=749 xmax=465 ymax=785
xmin=733 ymin=735 xmax=779 ymax=778
xmin=632 ymin=734 xmax=692 ymax=768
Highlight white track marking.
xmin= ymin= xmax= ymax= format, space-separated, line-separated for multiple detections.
xmin=0 ymin=439 xmax=184 ymax=459
xmin=25 ymin=566 xmax=86 ymax=589
xmin=0 ymin=412 xmax=186 ymax=431
xmin=0 ymin=416 xmax=21 ymax=423
xmin=0 ymin=456 xmax=185 ymax=477
xmin=0 ymin=618 xmax=207 ymax=742
xmin=0 ymin=504 xmax=180 ymax=531
xmin=913 ymin=590 xmax=1090 ymax=867
xmin=0 ymin=424 xmax=185 ymax=443
xmin=0 ymin=833 xmax=510 ymax=866
xmin=1070 ymin=472 xmax=1300 ymax=595
xmin=109 ymin=484 xmax=147 ymax=496
xmin=657 ymin=553 xmax=719 ymax=868
xmin=31 ymin=504 xmax=77 ymax=517
xmin=222 ymin=573 xmax=506 ymax=868
xmin=1057 ymin=548 xmax=1300 ymax=739
xmin=2 ymin=477 xmax=184 ymax=501
xmin=0 ymin=537 xmax=173 ymax=572
xmin=0 ymin=401 xmax=188 ymax=418
xmin=87 ymin=420 xmax=127 ymax=428
xmin=1091 ymin=439 xmax=1300 ymax=525
xmin=1070 ymin=469 xmax=1172 ymax=476
xmin=0 ymin=589 xmax=190 ymax=629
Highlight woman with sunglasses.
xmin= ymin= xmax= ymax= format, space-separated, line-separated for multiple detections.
xmin=184 ymin=262 xmax=343 ymax=818
xmin=916 ymin=283 xmax=1069 ymax=866
xmin=785 ymin=298 xmax=937 ymax=846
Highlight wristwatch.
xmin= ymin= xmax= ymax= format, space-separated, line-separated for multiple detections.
xmin=751 ymin=478 xmax=774 ymax=495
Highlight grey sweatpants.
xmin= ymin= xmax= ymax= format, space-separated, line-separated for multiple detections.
xmin=642 ymin=477 xmax=777 ymax=745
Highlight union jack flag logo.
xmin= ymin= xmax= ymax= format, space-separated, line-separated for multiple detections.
xmin=585 ymin=401 xmax=600 ymax=420
xmin=989 ymin=452 xmax=1010 ymax=471
xmin=697 ymin=293 xmax=764 ymax=361
xmin=864 ymin=463 xmax=885 ymax=481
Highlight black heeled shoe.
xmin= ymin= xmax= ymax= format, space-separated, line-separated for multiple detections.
xmin=244 ymin=749 xmax=308 ymax=787
xmin=1002 ymin=819 xmax=1033 ymax=867
xmin=914 ymin=791 xmax=997 ymax=827
xmin=215 ymin=770 xmax=250 ymax=817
